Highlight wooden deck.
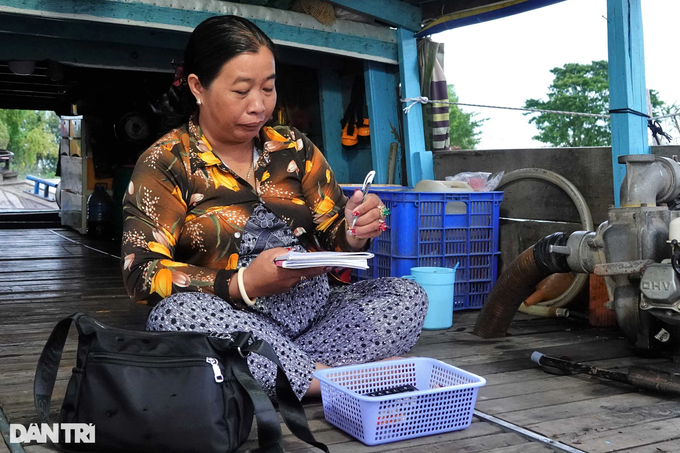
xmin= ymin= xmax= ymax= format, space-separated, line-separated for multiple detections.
xmin=0 ymin=180 xmax=58 ymax=211
xmin=2 ymin=228 xmax=680 ymax=453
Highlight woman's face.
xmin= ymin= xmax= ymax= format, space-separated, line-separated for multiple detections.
xmin=192 ymin=46 xmax=277 ymax=145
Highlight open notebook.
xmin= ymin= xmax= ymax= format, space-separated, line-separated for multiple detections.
xmin=274 ymin=251 xmax=374 ymax=270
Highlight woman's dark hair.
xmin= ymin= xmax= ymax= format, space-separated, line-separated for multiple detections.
xmin=157 ymin=16 xmax=277 ymax=132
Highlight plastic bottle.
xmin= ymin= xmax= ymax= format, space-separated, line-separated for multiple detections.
xmin=87 ymin=183 xmax=113 ymax=238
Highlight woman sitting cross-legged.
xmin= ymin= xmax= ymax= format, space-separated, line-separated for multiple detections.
xmin=121 ymin=15 xmax=428 ymax=400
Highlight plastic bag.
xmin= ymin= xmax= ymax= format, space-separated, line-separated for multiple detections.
xmin=445 ymin=171 xmax=504 ymax=192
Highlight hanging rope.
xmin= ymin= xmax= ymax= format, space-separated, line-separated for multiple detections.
xmin=400 ymin=96 xmax=680 ymax=122
xmin=649 ymin=120 xmax=673 ymax=145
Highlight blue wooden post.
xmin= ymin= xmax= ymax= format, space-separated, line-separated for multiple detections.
xmin=607 ymin=0 xmax=649 ymax=206
xmin=318 ymin=66 xmax=349 ymax=183
xmin=364 ymin=61 xmax=402 ymax=185
xmin=397 ymin=28 xmax=433 ymax=186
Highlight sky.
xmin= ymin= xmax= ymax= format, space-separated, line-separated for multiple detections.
xmin=432 ymin=0 xmax=680 ymax=149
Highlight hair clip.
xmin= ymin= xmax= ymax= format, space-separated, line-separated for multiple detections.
xmin=173 ymin=62 xmax=187 ymax=87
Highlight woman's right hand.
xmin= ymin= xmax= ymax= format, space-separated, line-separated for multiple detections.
xmin=232 ymin=247 xmax=330 ymax=300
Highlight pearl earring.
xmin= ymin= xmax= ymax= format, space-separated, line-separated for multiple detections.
xmin=196 ymin=98 xmax=202 ymax=105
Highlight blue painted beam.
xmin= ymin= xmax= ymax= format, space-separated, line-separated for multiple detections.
xmin=0 ymin=13 xmax=348 ymax=71
xmin=0 ymin=33 xmax=179 ymax=72
xmin=318 ymin=67 xmax=350 ymax=183
xmin=0 ymin=0 xmax=398 ymax=64
xmin=607 ymin=0 xmax=649 ymax=207
xmin=397 ymin=28 xmax=432 ymax=186
xmin=364 ymin=61 xmax=402 ymax=185
xmin=0 ymin=12 xmax=189 ymax=50
xmin=328 ymin=0 xmax=421 ymax=32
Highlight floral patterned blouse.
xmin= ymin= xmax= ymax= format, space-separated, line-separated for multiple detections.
xmin=121 ymin=115 xmax=351 ymax=308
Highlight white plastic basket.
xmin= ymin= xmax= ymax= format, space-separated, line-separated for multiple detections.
xmin=313 ymin=357 xmax=486 ymax=445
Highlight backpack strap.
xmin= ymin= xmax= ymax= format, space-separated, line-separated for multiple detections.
xmin=240 ymin=337 xmax=329 ymax=453
xmin=34 ymin=314 xmax=83 ymax=424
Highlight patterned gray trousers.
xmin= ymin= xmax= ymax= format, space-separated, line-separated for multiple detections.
xmin=146 ymin=277 xmax=428 ymax=399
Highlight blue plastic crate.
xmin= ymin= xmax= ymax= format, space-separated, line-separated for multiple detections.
xmin=342 ymin=187 xmax=503 ymax=310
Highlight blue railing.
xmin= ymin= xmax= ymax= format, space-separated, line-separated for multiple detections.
xmin=26 ymin=175 xmax=58 ymax=200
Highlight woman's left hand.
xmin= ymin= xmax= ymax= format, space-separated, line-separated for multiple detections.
xmin=344 ymin=190 xmax=387 ymax=248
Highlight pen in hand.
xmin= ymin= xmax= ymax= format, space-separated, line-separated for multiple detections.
xmin=350 ymin=170 xmax=376 ymax=231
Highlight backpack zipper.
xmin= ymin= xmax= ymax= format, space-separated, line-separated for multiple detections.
xmin=206 ymin=357 xmax=224 ymax=383
xmin=89 ymin=353 xmax=225 ymax=383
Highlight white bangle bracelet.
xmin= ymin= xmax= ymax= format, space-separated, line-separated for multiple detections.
xmin=237 ymin=267 xmax=256 ymax=307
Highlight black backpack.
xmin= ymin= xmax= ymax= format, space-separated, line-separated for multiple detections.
xmin=34 ymin=313 xmax=329 ymax=452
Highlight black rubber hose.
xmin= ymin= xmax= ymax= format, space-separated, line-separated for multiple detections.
xmin=473 ymin=233 xmax=572 ymax=338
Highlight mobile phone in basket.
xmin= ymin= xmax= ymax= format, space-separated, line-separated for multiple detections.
xmin=364 ymin=384 xmax=418 ymax=397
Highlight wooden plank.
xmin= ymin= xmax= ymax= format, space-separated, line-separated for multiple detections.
xmin=0 ymin=238 xmax=77 ymax=246
xmin=0 ymin=291 xmax=130 ymax=303
xmin=451 ymin=339 xmax=635 ymax=376
xmin=0 ymin=182 xmax=57 ymax=210
xmin=0 ymin=285 xmax=127 ymax=299
xmin=618 ymin=439 xmax=680 ymax=452
xmin=411 ymin=322 xmax=593 ymax=351
xmin=410 ymin=329 xmax=625 ymax=362
xmin=475 ymin=378 xmax=636 ymax=414
xmin=0 ymin=308 xmax=146 ymax=334
xmin=496 ymin=392 xmax=662 ymax=427
xmin=4 ymin=190 xmax=23 ymax=209
xmin=482 ymin=355 xmax=667 ymax=387
xmin=0 ymin=228 xmax=67 ymax=236
xmin=526 ymin=398 xmax=680 ymax=444
xmin=279 ymin=419 xmax=503 ymax=453
xmin=377 ymin=432 xmax=531 ymax=453
xmin=0 ymin=188 xmax=10 ymax=209
xmin=480 ymin=374 xmax=607 ymax=401
xmin=0 ymin=228 xmax=67 ymax=235
xmin=480 ymin=444 xmax=555 ymax=453
xmin=0 ymin=279 xmax=126 ymax=294
xmin=21 ymin=445 xmax=53 ymax=453
xmin=0 ymin=247 xmax=107 ymax=260
xmin=0 ymin=258 xmax=120 ymax=273
xmin=0 ymin=272 xmax=123 ymax=283
xmin=565 ymin=417 xmax=680 ymax=452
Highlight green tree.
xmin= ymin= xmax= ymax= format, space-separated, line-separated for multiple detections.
xmin=448 ymin=85 xmax=486 ymax=149
xmin=19 ymin=127 xmax=59 ymax=173
xmin=525 ymin=61 xmax=610 ymax=147
xmin=0 ymin=109 xmax=31 ymax=152
xmin=525 ymin=61 xmax=667 ymax=147
xmin=0 ymin=109 xmax=60 ymax=176
xmin=0 ymin=122 xmax=8 ymax=149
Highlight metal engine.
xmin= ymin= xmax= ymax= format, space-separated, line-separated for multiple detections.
xmin=555 ymin=154 xmax=680 ymax=352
